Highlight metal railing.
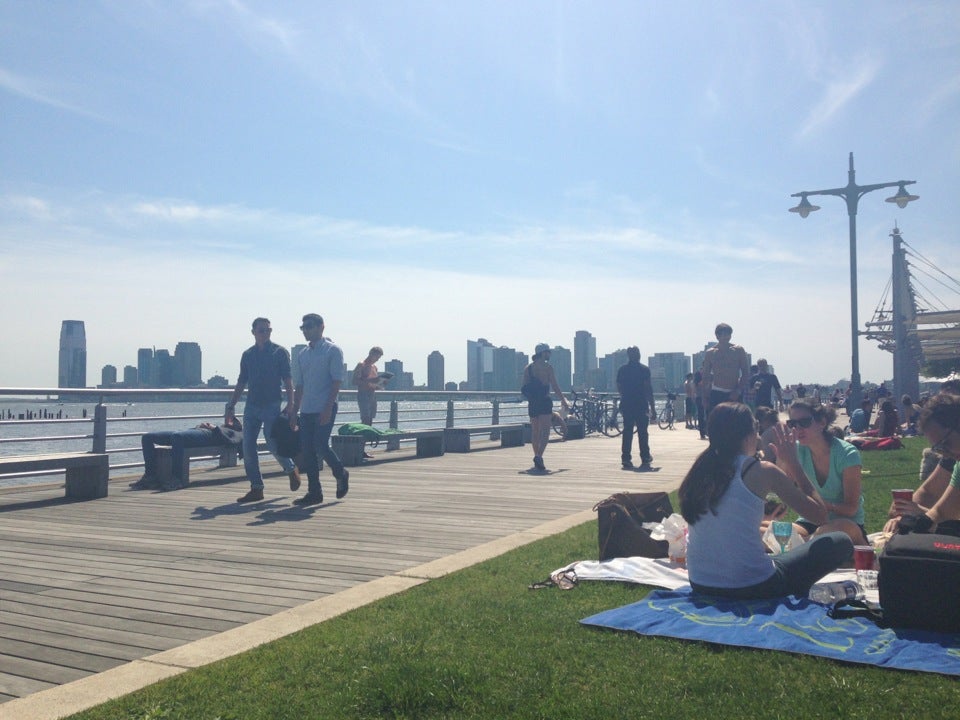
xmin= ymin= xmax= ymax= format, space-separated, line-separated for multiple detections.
xmin=0 ymin=387 xmax=553 ymax=484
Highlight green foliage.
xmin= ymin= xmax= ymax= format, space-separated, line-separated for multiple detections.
xmin=69 ymin=439 xmax=960 ymax=720
xmin=922 ymin=358 xmax=959 ymax=379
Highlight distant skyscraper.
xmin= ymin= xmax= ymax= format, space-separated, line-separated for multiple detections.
xmin=648 ymin=352 xmax=691 ymax=393
xmin=573 ymin=330 xmax=597 ymax=390
xmin=58 ymin=320 xmax=87 ymax=388
xmin=123 ymin=365 xmax=138 ymax=387
xmin=384 ymin=359 xmax=405 ymax=390
xmin=491 ymin=346 xmax=525 ymax=391
xmin=175 ymin=341 xmax=202 ymax=387
xmin=600 ymin=348 xmax=631 ymax=392
xmin=551 ymin=346 xmax=572 ymax=392
xmin=467 ymin=338 xmax=494 ymax=390
xmin=137 ymin=348 xmax=155 ymax=388
xmin=155 ymin=349 xmax=174 ymax=387
xmin=101 ymin=364 xmax=117 ymax=387
xmin=427 ymin=351 xmax=445 ymax=390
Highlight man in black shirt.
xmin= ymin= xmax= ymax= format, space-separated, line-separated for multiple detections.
xmin=616 ymin=347 xmax=657 ymax=469
xmin=749 ymin=359 xmax=783 ymax=410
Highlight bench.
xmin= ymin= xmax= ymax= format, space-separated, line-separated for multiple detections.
xmin=154 ymin=444 xmax=239 ymax=486
xmin=0 ymin=452 xmax=110 ymax=499
xmin=444 ymin=423 xmax=526 ymax=453
xmin=332 ymin=429 xmax=445 ymax=467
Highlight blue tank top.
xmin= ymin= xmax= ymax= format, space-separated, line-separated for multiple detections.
xmin=687 ymin=455 xmax=776 ymax=589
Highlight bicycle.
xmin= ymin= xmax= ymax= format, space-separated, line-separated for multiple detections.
xmin=658 ymin=392 xmax=677 ymax=430
xmin=566 ymin=392 xmax=622 ymax=436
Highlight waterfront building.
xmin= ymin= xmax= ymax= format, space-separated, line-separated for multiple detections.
xmin=101 ymin=364 xmax=117 ymax=387
xmin=137 ymin=348 xmax=155 ymax=388
xmin=551 ymin=345 xmax=572 ymax=392
xmin=174 ymin=341 xmax=202 ymax=387
xmin=122 ymin=365 xmax=137 ymax=387
xmin=427 ymin=350 xmax=445 ymax=390
xmin=573 ymin=330 xmax=597 ymax=390
xmin=58 ymin=320 xmax=87 ymax=388
xmin=600 ymin=348 xmax=631 ymax=392
xmin=467 ymin=338 xmax=494 ymax=390
xmin=648 ymin=352 xmax=691 ymax=393
xmin=445 ymin=381 xmax=458 ymax=391
xmin=384 ymin=359 xmax=408 ymax=390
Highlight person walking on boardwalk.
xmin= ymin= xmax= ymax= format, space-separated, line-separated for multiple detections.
xmin=292 ymin=313 xmax=349 ymax=505
xmin=521 ymin=343 xmax=570 ymax=472
xmin=617 ymin=346 xmax=657 ymax=469
xmin=749 ymin=358 xmax=783 ymax=411
xmin=227 ymin=317 xmax=301 ymax=503
xmin=700 ymin=322 xmax=750 ymax=421
xmin=353 ymin=346 xmax=383 ymax=459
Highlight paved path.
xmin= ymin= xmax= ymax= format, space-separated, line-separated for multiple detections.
xmin=0 ymin=427 xmax=705 ymax=719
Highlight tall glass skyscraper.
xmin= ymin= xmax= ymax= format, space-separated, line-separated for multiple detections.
xmin=58 ymin=320 xmax=87 ymax=388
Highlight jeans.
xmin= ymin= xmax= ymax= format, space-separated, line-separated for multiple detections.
xmin=242 ymin=401 xmax=295 ymax=489
xmin=691 ymin=532 xmax=854 ymax=600
xmin=620 ymin=410 xmax=652 ymax=465
xmin=300 ymin=403 xmax=345 ymax=495
xmin=142 ymin=428 xmax=218 ymax=480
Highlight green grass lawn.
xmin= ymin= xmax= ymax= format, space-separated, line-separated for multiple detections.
xmin=72 ymin=437 xmax=960 ymax=720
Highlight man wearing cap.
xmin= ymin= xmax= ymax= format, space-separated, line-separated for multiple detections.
xmin=292 ymin=313 xmax=349 ymax=505
xmin=616 ymin=346 xmax=657 ymax=469
xmin=226 ymin=317 xmax=300 ymax=503
xmin=521 ymin=343 xmax=570 ymax=472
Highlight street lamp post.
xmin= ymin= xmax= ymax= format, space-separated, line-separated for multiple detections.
xmin=789 ymin=152 xmax=918 ymax=410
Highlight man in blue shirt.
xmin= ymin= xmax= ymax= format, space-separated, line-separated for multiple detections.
xmin=226 ymin=317 xmax=301 ymax=503
xmin=292 ymin=313 xmax=349 ymax=505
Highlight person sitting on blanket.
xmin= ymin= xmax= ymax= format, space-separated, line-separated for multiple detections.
xmin=680 ymin=402 xmax=853 ymax=600
xmin=892 ymin=392 xmax=960 ymax=535
xmin=873 ymin=399 xmax=900 ymax=438
xmin=781 ymin=399 xmax=867 ymax=546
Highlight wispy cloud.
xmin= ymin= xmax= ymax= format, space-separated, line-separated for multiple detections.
xmin=187 ymin=0 xmax=298 ymax=53
xmin=0 ymin=66 xmax=107 ymax=121
xmin=796 ymin=55 xmax=881 ymax=138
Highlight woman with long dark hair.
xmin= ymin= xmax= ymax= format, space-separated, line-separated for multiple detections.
xmin=680 ymin=403 xmax=852 ymax=599
xmin=785 ymin=399 xmax=867 ymax=545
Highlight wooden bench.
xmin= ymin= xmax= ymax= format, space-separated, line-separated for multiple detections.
xmin=332 ymin=429 xmax=445 ymax=467
xmin=0 ymin=452 xmax=110 ymax=499
xmin=154 ymin=444 xmax=239 ymax=487
xmin=444 ymin=423 xmax=525 ymax=453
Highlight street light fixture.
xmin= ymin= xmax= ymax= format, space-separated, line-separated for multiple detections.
xmin=789 ymin=152 xmax=918 ymax=410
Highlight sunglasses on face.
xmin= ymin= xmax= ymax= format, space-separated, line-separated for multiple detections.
xmin=931 ymin=427 xmax=956 ymax=456
xmin=787 ymin=416 xmax=814 ymax=429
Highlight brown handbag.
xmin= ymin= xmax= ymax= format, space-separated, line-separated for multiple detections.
xmin=594 ymin=491 xmax=674 ymax=561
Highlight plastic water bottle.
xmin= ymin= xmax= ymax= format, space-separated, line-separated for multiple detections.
xmin=807 ymin=580 xmax=865 ymax=605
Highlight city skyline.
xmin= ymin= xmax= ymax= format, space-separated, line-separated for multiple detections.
xmin=79 ymin=323 xmax=859 ymax=393
xmin=3 ymin=3 xmax=958 ymax=389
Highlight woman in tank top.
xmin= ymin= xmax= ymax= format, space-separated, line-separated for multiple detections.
xmin=680 ymin=403 xmax=853 ymax=599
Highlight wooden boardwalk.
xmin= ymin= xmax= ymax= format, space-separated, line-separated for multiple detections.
xmin=0 ymin=428 xmax=703 ymax=706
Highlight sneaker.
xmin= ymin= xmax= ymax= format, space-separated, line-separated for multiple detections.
xmin=641 ymin=456 xmax=654 ymax=465
xmin=293 ymin=491 xmax=323 ymax=506
xmin=129 ymin=474 xmax=159 ymax=490
xmin=237 ymin=488 xmax=264 ymax=503
xmin=335 ymin=469 xmax=349 ymax=499
xmin=622 ymin=462 xmax=635 ymax=470
xmin=533 ymin=456 xmax=546 ymax=471
xmin=363 ymin=451 xmax=374 ymax=459
xmin=288 ymin=468 xmax=301 ymax=492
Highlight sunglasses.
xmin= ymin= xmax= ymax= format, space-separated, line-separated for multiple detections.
xmin=786 ymin=416 xmax=814 ymax=429
xmin=931 ymin=427 xmax=956 ymax=456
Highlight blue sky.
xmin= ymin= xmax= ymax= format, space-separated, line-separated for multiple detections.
xmin=1 ymin=1 xmax=958 ymax=388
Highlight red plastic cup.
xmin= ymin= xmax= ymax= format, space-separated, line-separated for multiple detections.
xmin=891 ymin=489 xmax=913 ymax=502
xmin=854 ymin=545 xmax=876 ymax=572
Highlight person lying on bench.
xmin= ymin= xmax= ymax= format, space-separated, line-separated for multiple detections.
xmin=129 ymin=418 xmax=243 ymax=492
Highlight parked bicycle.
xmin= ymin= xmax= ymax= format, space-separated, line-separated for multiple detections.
xmin=564 ymin=392 xmax=621 ymax=437
xmin=658 ymin=392 xmax=677 ymax=430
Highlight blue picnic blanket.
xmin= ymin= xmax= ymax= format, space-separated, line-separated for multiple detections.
xmin=582 ymin=589 xmax=960 ymax=676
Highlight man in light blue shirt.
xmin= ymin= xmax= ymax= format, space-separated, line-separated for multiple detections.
xmin=292 ymin=313 xmax=349 ymax=505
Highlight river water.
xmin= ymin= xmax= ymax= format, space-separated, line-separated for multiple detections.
xmin=0 ymin=398 xmax=529 ymax=488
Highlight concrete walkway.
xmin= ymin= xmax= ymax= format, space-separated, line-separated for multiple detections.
xmin=0 ymin=426 xmax=704 ymax=719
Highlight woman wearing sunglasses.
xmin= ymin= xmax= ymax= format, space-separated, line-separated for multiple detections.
xmin=783 ymin=399 xmax=867 ymax=545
